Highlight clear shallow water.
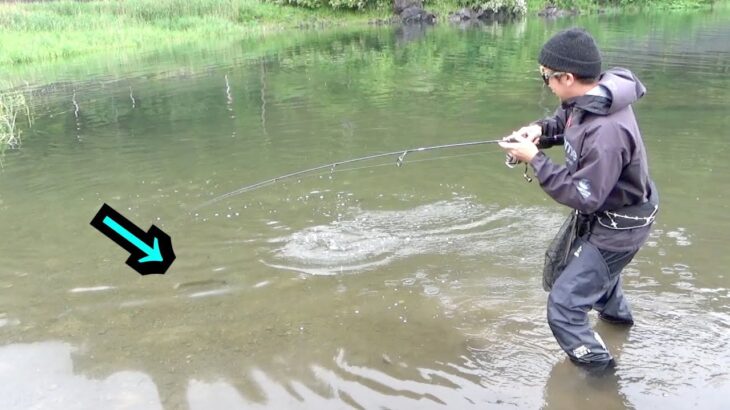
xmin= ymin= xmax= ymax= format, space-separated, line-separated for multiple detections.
xmin=1 ymin=9 xmax=729 ymax=410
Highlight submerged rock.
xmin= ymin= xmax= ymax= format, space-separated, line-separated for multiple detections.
xmin=393 ymin=0 xmax=436 ymax=25
xmin=447 ymin=1 xmax=527 ymax=25
xmin=395 ymin=23 xmax=430 ymax=45
xmin=393 ymin=0 xmax=423 ymax=14
xmin=400 ymin=6 xmax=436 ymax=24
xmin=537 ymin=5 xmax=579 ymax=18
xmin=448 ymin=7 xmax=474 ymax=23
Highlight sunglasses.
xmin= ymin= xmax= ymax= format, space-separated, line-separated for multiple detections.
xmin=540 ymin=69 xmax=566 ymax=85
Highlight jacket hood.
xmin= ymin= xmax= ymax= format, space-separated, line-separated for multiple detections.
xmin=562 ymin=67 xmax=647 ymax=116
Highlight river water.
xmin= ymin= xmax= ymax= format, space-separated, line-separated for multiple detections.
xmin=1 ymin=8 xmax=729 ymax=410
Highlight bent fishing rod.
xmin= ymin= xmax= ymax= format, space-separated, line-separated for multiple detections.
xmin=196 ymin=136 xmax=537 ymax=209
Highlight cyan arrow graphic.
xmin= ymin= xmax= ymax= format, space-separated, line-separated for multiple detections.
xmin=91 ymin=203 xmax=175 ymax=275
xmin=102 ymin=216 xmax=162 ymax=263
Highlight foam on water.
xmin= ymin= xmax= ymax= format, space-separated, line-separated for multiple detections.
xmin=263 ymin=198 xmax=564 ymax=275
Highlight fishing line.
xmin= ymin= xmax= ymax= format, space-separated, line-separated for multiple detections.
xmin=193 ymin=145 xmax=507 ymax=211
xmin=292 ymin=149 xmax=496 ymax=183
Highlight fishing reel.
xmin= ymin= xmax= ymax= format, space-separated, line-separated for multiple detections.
xmin=504 ymin=152 xmax=522 ymax=168
xmin=503 ymin=135 xmax=533 ymax=183
xmin=505 ymin=155 xmax=533 ymax=183
xmin=503 ymin=134 xmax=564 ymax=183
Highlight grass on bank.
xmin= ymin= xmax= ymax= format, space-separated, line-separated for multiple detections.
xmin=1 ymin=0 xmax=719 ymax=66
xmin=0 ymin=0 xmax=395 ymax=66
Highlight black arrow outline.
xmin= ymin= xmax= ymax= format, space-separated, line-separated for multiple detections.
xmin=90 ymin=203 xmax=175 ymax=275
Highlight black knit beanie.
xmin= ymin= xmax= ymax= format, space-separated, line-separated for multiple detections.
xmin=538 ymin=28 xmax=602 ymax=79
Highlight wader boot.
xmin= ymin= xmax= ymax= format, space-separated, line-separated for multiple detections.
xmin=547 ymin=238 xmax=638 ymax=374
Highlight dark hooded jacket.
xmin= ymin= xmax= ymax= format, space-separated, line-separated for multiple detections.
xmin=530 ymin=68 xmax=658 ymax=252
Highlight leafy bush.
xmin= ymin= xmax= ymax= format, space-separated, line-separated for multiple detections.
xmin=267 ymin=0 xmax=390 ymax=10
xmin=457 ymin=0 xmax=527 ymax=13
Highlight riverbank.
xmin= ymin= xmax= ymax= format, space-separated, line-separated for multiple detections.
xmin=0 ymin=0 xmax=718 ymax=67
xmin=0 ymin=0 xmax=393 ymax=66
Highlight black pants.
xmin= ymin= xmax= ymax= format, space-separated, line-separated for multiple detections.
xmin=547 ymin=238 xmax=637 ymax=365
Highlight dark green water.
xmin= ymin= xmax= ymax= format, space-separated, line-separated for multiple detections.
xmin=1 ymin=9 xmax=729 ymax=410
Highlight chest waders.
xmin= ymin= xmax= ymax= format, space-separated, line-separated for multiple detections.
xmin=541 ymin=109 xmax=657 ymax=374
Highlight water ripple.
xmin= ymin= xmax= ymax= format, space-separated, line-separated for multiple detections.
xmin=262 ymin=198 xmax=564 ymax=275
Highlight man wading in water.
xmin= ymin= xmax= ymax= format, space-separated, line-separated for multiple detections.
xmin=499 ymin=28 xmax=658 ymax=375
